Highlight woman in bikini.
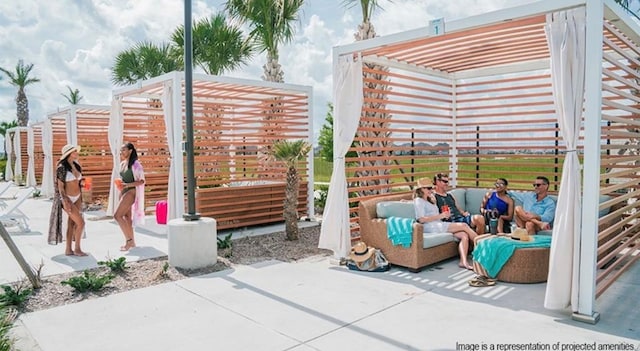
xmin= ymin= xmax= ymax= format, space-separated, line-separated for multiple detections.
xmin=413 ymin=178 xmax=477 ymax=270
xmin=114 ymin=142 xmax=145 ymax=251
xmin=47 ymin=144 xmax=86 ymax=256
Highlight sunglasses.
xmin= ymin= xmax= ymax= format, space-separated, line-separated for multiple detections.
xmin=438 ymin=179 xmax=449 ymax=184
xmin=495 ymin=182 xmax=505 ymax=187
xmin=533 ymin=183 xmax=546 ymax=187
xmin=422 ymin=186 xmax=433 ymax=190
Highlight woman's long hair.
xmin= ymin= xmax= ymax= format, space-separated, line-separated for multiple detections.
xmin=124 ymin=142 xmax=138 ymax=169
xmin=414 ymin=187 xmax=435 ymax=204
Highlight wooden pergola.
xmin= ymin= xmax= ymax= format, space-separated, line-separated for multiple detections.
xmin=109 ymin=71 xmax=314 ymax=230
xmin=321 ymin=0 xmax=640 ymax=323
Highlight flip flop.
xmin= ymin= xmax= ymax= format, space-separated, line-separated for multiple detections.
xmin=468 ymin=276 xmax=496 ymax=287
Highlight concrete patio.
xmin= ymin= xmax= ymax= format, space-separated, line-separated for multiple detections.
xmin=1 ymin=183 xmax=638 ymax=350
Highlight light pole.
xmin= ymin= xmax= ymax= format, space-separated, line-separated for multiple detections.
xmin=183 ymin=0 xmax=199 ymax=221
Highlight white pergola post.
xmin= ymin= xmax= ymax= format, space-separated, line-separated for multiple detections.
xmin=574 ymin=0 xmax=604 ymax=324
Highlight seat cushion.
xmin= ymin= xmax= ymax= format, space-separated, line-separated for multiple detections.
xmin=423 ymin=232 xmax=455 ymax=249
xmin=376 ymin=201 xmax=415 ymax=219
xmin=465 ymin=188 xmax=489 ymax=215
xmin=450 ymin=188 xmax=466 ymax=211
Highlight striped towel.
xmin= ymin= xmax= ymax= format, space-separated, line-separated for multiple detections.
xmin=386 ymin=216 xmax=415 ymax=248
xmin=472 ymin=235 xmax=552 ymax=278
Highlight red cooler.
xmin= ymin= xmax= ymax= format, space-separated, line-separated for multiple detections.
xmin=155 ymin=200 xmax=168 ymax=224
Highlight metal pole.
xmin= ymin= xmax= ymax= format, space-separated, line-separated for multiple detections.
xmin=183 ymin=0 xmax=199 ymax=221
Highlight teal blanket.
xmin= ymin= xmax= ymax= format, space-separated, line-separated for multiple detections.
xmin=472 ymin=235 xmax=552 ymax=278
xmin=386 ymin=216 xmax=414 ymax=248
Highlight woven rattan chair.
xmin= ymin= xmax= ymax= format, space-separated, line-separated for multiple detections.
xmin=496 ymin=246 xmax=550 ymax=283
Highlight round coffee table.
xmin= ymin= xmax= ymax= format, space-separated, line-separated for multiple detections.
xmin=496 ymin=246 xmax=550 ymax=283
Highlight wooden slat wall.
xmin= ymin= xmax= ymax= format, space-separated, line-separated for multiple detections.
xmin=50 ymin=116 xmax=68 ymax=181
xmin=31 ymin=125 xmax=44 ymax=184
xmin=595 ymin=21 xmax=640 ymax=297
xmin=18 ymin=130 xmax=29 ymax=183
xmin=119 ymin=78 xmax=311 ymax=230
xmin=76 ymin=112 xmax=111 ymax=202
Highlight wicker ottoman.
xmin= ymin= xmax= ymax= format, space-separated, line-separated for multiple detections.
xmin=496 ymin=246 xmax=550 ymax=283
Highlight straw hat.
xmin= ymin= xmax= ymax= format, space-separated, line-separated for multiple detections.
xmin=349 ymin=242 xmax=375 ymax=263
xmin=416 ymin=178 xmax=432 ymax=188
xmin=511 ymin=228 xmax=532 ymax=242
xmin=59 ymin=144 xmax=81 ymax=161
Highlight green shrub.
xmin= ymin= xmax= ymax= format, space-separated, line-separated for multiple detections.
xmin=61 ymin=271 xmax=114 ymax=293
xmin=217 ymin=233 xmax=233 ymax=249
xmin=0 ymin=306 xmax=15 ymax=351
xmin=0 ymin=282 xmax=32 ymax=309
xmin=314 ymin=185 xmax=329 ymax=211
xmin=97 ymin=257 xmax=128 ymax=273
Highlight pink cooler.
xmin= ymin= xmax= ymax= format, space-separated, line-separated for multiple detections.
xmin=155 ymin=200 xmax=168 ymax=224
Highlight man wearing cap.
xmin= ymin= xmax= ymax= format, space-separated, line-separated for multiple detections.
xmin=432 ymin=173 xmax=486 ymax=235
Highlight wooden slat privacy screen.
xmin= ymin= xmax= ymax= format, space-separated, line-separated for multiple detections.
xmin=31 ymin=124 xmax=45 ymax=184
xmin=116 ymin=74 xmax=312 ymax=230
xmin=343 ymin=15 xmax=639 ymax=297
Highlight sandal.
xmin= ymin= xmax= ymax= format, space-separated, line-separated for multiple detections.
xmin=468 ymin=275 xmax=496 ymax=287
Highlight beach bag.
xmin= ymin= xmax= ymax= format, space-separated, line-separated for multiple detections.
xmin=346 ymin=242 xmax=390 ymax=272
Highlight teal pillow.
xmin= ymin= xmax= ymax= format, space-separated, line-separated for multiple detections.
xmin=465 ymin=188 xmax=489 ymax=215
xmin=376 ymin=201 xmax=415 ymax=219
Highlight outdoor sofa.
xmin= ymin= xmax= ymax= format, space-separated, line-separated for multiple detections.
xmin=358 ymin=188 xmax=621 ymax=272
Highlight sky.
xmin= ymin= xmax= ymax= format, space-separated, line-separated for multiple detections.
xmin=0 ymin=0 xmax=539 ymax=146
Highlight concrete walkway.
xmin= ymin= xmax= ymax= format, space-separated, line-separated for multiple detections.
xmin=1 ymin=183 xmax=639 ymax=350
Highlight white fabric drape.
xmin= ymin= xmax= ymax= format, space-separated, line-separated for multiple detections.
xmin=41 ymin=119 xmax=54 ymax=198
xmin=13 ymin=130 xmax=22 ymax=182
xmin=106 ymin=97 xmax=124 ymax=216
xmin=544 ymin=8 xmax=586 ymax=311
xmin=5 ymin=131 xmax=13 ymax=181
xmin=26 ymin=128 xmax=36 ymax=187
xmin=163 ymin=78 xmax=185 ymax=220
xmin=318 ymin=56 xmax=363 ymax=258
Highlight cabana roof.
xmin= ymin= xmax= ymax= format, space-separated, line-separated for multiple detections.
xmin=337 ymin=0 xmax=639 ymax=79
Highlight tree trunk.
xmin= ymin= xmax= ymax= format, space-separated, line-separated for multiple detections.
xmin=17 ymin=89 xmax=29 ymax=127
xmin=284 ymin=166 xmax=299 ymax=240
xmin=353 ymin=21 xmax=392 ymax=196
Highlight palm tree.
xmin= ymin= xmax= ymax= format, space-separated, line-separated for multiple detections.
xmin=343 ymin=0 xmax=393 ymax=196
xmin=268 ymin=139 xmax=311 ymax=240
xmin=0 ymin=60 xmax=40 ymax=126
xmin=61 ymin=86 xmax=83 ymax=105
xmin=171 ymin=13 xmax=254 ymax=75
xmin=224 ymin=0 xmax=304 ymax=83
xmin=111 ymin=42 xmax=181 ymax=86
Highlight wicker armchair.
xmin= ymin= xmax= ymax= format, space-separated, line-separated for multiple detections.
xmin=358 ymin=193 xmax=458 ymax=272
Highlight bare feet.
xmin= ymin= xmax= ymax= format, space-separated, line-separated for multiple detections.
xmin=120 ymin=239 xmax=135 ymax=251
xmin=73 ymin=250 xmax=88 ymax=257
xmin=65 ymin=251 xmax=75 ymax=256
xmin=459 ymin=263 xmax=473 ymax=270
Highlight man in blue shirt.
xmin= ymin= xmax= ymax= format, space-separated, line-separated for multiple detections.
xmin=511 ymin=176 xmax=556 ymax=235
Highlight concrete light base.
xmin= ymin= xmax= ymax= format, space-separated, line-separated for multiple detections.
xmin=168 ymin=217 xmax=217 ymax=270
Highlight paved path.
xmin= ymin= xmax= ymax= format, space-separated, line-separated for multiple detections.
xmin=1 ymin=183 xmax=638 ymax=350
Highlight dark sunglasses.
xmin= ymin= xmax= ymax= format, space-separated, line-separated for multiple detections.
xmin=422 ymin=186 xmax=433 ymax=190
xmin=438 ymin=179 xmax=449 ymax=184
xmin=533 ymin=183 xmax=546 ymax=187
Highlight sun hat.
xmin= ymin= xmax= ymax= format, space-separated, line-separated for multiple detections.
xmin=510 ymin=228 xmax=532 ymax=242
xmin=349 ymin=242 xmax=375 ymax=263
xmin=59 ymin=144 xmax=81 ymax=161
xmin=416 ymin=178 xmax=432 ymax=188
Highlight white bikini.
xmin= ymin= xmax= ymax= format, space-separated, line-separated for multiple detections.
xmin=64 ymin=171 xmax=82 ymax=203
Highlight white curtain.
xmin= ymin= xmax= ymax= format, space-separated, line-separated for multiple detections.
xmin=106 ymin=97 xmax=124 ymax=216
xmin=26 ymin=128 xmax=36 ymax=187
xmin=41 ymin=119 xmax=54 ymax=198
xmin=13 ymin=130 xmax=22 ymax=182
xmin=318 ymin=56 xmax=363 ymax=258
xmin=544 ymin=8 xmax=586 ymax=311
xmin=5 ymin=131 xmax=13 ymax=181
xmin=163 ymin=78 xmax=185 ymax=220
